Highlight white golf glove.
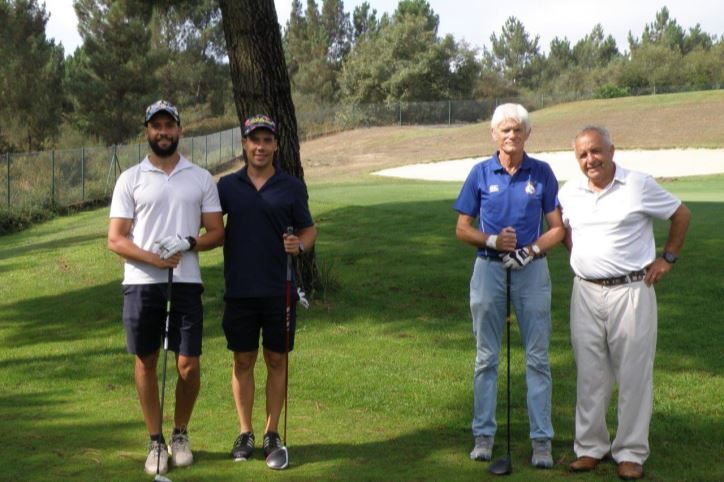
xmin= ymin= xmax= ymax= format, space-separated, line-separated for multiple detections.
xmin=501 ymin=247 xmax=533 ymax=270
xmin=157 ymin=235 xmax=192 ymax=260
xmin=297 ymin=287 xmax=310 ymax=309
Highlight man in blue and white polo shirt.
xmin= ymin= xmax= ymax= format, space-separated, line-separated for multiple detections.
xmin=454 ymin=103 xmax=565 ymax=469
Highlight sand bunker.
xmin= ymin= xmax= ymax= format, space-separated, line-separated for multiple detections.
xmin=373 ymin=149 xmax=724 ymax=182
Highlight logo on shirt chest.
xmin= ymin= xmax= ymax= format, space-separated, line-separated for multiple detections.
xmin=490 ymin=184 xmax=499 ymax=193
xmin=525 ymin=180 xmax=536 ymax=195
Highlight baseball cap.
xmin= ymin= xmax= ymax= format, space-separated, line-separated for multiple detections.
xmin=242 ymin=114 xmax=277 ymax=137
xmin=144 ymin=100 xmax=180 ymax=125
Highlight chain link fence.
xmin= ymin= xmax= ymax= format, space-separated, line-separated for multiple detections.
xmin=0 ymin=126 xmax=242 ymax=212
xmin=6 ymin=85 xmax=719 ymax=212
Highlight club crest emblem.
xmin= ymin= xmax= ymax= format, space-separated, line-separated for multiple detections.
xmin=525 ymin=180 xmax=535 ymax=195
xmin=490 ymin=184 xmax=499 ymax=193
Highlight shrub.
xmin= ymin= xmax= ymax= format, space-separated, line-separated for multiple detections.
xmin=594 ymin=83 xmax=630 ymax=99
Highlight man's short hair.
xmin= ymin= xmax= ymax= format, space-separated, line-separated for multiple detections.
xmin=490 ymin=103 xmax=531 ymax=133
xmin=574 ymin=125 xmax=613 ymax=147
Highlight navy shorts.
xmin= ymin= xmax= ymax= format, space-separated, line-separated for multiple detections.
xmin=122 ymin=283 xmax=204 ymax=357
xmin=222 ymin=297 xmax=296 ymax=353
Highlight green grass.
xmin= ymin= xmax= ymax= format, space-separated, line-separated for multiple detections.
xmin=0 ymin=176 xmax=722 ymax=481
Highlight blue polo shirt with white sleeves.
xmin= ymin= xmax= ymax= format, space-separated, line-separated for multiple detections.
xmin=454 ymin=152 xmax=559 ymax=258
xmin=217 ymin=166 xmax=314 ymax=299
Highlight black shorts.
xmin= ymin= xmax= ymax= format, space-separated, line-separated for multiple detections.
xmin=122 ymin=283 xmax=204 ymax=357
xmin=222 ymin=297 xmax=296 ymax=353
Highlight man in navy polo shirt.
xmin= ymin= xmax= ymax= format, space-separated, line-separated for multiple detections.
xmin=217 ymin=114 xmax=316 ymax=464
xmin=454 ymin=103 xmax=564 ymax=468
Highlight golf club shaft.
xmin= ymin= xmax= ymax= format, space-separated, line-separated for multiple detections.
xmin=157 ymin=268 xmax=173 ymax=475
xmin=283 ymin=227 xmax=293 ymax=446
xmin=506 ymin=268 xmax=511 ymax=458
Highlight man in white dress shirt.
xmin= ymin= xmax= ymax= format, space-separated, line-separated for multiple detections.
xmin=558 ymin=126 xmax=690 ymax=481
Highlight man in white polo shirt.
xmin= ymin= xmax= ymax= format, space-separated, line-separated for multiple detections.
xmin=108 ymin=100 xmax=224 ymax=476
xmin=558 ymin=126 xmax=690 ymax=481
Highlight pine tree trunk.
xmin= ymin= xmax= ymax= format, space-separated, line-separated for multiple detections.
xmin=218 ymin=0 xmax=320 ymax=295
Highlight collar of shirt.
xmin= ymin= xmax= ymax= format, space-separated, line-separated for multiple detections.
xmin=574 ymin=162 xmax=628 ymax=194
xmin=491 ymin=151 xmax=533 ymax=175
xmin=235 ymin=165 xmax=282 ymax=189
xmin=140 ymin=155 xmax=193 ymax=175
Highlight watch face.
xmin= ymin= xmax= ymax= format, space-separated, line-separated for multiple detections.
xmin=663 ymin=252 xmax=677 ymax=263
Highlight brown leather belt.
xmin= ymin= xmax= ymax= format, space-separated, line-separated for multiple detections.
xmin=582 ymin=269 xmax=646 ymax=287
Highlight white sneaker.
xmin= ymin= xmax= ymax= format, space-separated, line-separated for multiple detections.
xmin=470 ymin=435 xmax=493 ymax=461
xmin=531 ymin=438 xmax=553 ymax=468
xmin=144 ymin=440 xmax=169 ymax=475
xmin=171 ymin=429 xmax=194 ymax=467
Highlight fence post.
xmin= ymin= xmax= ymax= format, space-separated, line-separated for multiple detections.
xmin=399 ymin=102 xmax=402 ymax=126
xmin=81 ymin=147 xmax=85 ymax=201
xmin=448 ymin=100 xmax=452 ymax=125
xmin=5 ymin=153 xmax=9 ymax=206
xmin=51 ymin=150 xmax=56 ymax=207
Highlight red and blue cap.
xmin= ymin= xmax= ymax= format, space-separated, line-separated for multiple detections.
xmin=242 ymin=114 xmax=277 ymax=137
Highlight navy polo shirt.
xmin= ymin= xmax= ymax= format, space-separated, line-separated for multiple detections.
xmin=453 ymin=152 xmax=559 ymax=258
xmin=218 ymin=166 xmax=314 ymax=299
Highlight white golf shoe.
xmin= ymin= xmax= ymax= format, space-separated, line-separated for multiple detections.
xmin=470 ymin=435 xmax=493 ymax=461
xmin=144 ymin=440 xmax=169 ymax=475
xmin=531 ymin=438 xmax=553 ymax=468
xmin=171 ymin=429 xmax=194 ymax=467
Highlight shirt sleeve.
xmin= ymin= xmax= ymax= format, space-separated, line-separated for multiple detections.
xmin=453 ymin=166 xmax=480 ymax=217
xmin=109 ymin=170 xmax=135 ymax=219
xmin=541 ymin=164 xmax=559 ymax=214
xmin=200 ymin=170 xmax=222 ymax=213
xmin=641 ymin=175 xmax=681 ymax=220
xmin=292 ymin=181 xmax=314 ymax=228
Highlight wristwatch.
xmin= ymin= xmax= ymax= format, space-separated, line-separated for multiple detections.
xmin=662 ymin=251 xmax=678 ymax=264
xmin=186 ymin=236 xmax=197 ymax=251
xmin=530 ymin=244 xmax=541 ymax=256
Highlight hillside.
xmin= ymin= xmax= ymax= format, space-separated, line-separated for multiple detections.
xmin=300 ymin=90 xmax=724 ymax=183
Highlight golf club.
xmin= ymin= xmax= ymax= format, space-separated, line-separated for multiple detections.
xmin=154 ymin=268 xmax=173 ymax=482
xmin=488 ymin=268 xmax=512 ymax=476
xmin=266 ymin=226 xmax=294 ymax=470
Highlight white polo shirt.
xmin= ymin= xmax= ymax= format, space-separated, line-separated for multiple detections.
xmin=110 ymin=156 xmax=222 ymax=285
xmin=559 ymin=165 xmax=681 ymax=279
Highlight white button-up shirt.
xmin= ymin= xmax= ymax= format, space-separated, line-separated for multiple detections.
xmin=559 ymin=165 xmax=680 ymax=279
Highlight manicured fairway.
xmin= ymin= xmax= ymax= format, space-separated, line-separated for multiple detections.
xmin=0 ymin=175 xmax=721 ymax=481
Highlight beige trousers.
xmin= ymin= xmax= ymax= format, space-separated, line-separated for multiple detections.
xmin=570 ymin=276 xmax=657 ymax=465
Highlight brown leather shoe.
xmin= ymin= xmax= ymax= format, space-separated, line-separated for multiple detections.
xmin=618 ymin=461 xmax=644 ymax=480
xmin=569 ymin=456 xmax=602 ymax=472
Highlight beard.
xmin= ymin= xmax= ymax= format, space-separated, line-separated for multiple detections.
xmin=148 ymin=136 xmax=179 ymax=157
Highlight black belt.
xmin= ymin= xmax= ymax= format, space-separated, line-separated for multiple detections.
xmin=479 ymin=253 xmax=546 ymax=262
xmin=582 ymin=269 xmax=646 ymax=287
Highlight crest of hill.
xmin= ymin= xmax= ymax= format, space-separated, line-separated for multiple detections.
xmin=300 ymin=90 xmax=724 ymax=183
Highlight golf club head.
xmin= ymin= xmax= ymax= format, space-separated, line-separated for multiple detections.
xmin=265 ymin=446 xmax=289 ymax=470
xmin=153 ymin=475 xmax=172 ymax=482
xmin=488 ymin=455 xmax=512 ymax=475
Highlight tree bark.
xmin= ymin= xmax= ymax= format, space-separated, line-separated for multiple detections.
xmin=218 ymin=0 xmax=319 ymax=294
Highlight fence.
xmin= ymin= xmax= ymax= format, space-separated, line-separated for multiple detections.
xmin=0 ymin=126 xmax=241 ymax=212
xmin=5 ymin=86 xmax=720 ymax=213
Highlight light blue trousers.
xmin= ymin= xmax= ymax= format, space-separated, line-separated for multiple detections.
xmin=470 ymin=256 xmax=554 ymax=440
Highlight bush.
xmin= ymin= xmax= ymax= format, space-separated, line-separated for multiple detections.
xmin=594 ymin=83 xmax=630 ymax=99
xmin=0 ymin=204 xmax=57 ymax=235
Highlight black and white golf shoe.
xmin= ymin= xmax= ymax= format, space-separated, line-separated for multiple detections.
xmin=231 ymin=432 xmax=255 ymax=461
